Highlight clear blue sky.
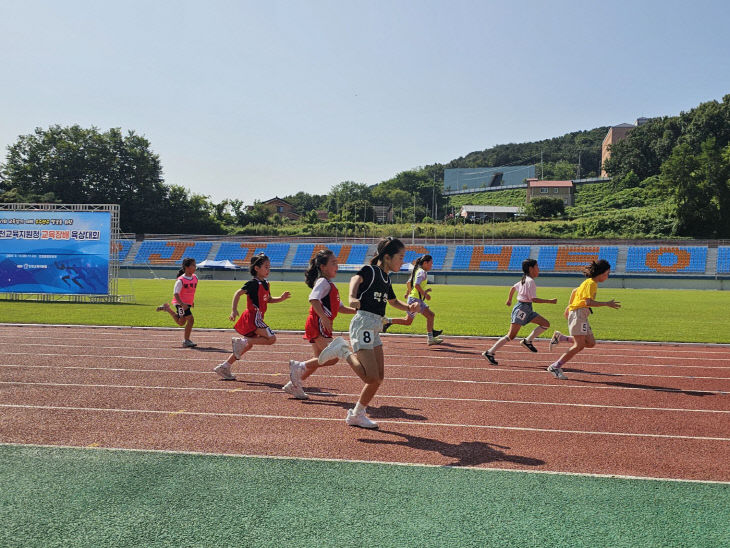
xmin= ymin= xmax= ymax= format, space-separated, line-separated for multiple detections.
xmin=1 ymin=0 xmax=729 ymax=204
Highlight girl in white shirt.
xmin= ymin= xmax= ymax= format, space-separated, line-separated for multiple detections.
xmin=482 ymin=259 xmax=557 ymax=366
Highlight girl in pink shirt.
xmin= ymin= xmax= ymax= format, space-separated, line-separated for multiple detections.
xmin=156 ymin=257 xmax=199 ymax=348
xmin=482 ymin=259 xmax=557 ymax=365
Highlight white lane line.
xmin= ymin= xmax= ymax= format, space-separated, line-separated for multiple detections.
xmin=3 ymin=358 xmax=730 ymax=383
xmin=4 ymin=346 xmax=730 ymax=375
xmin=3 ymin=336 xmax=730 ymax=359
xmin=3 ymin=380 xmax=729 ymax=414
xmin=2 ymin=403 xmax=729 ymax=442
xmin=4 ymin=344 xmax=730 ymax=368
xmin=2 ymin=331 xmax=730 ymax=358
xmin=3 ymin=441 xmax=728 ymax=485
xmin=1 ymin=363 xmax=728 ymax=394
xmin=3 ymin=324 xmax=730 ymax=347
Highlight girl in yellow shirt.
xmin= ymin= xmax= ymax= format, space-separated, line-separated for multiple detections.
xmin=546 ymin=259 xmax=620 ymax=380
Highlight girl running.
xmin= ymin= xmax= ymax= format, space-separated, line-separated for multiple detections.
xmin=382 ymin=254 xmax=443 ymax=345
xmin=482 ymin=259 xmax=557 ymax=365
xmin=546 ymin=259 xmax=621 ymax=380
xmin=316 ymin=237 xmax=418 ymax=429
xmin=213 ymin=252 xmax=291 ymax=380
xmin=284 ymin=249 xmax=356 ymax=400
xmin=156 ymin=257 xmax=199 ymax=348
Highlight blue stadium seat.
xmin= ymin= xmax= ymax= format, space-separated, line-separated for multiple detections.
xmin=718 ymin=247 xmax=730 ymax=274
xmin=215 ymin=243 xmax=289 ymax=267
xmin=626 ymin=247 xmax=707 ymax=273
xmin=403 ymin=246 xmax=448 ymax=270
xmin=346 ymin=245 xmax=369 ymax=265
xmin=133 ymin=241 xmax=212 ymax=265
xmin=114 ymin=239 xmax=133 ymax=262
xmin=451 ymin=246 xmax=473 ymax=270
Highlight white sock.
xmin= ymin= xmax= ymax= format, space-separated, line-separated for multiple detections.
xmin=489 ymin=336 xmax=511 ymax=354
xmin=354 ymin=402 xmax=366 ymax=415
xmin=526 ymin=326 xmax=548 ymax=343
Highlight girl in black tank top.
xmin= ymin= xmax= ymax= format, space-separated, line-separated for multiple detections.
xmin=314 ymin=237 xmax=418 ymax=430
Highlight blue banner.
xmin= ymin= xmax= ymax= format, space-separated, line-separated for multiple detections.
xmin=0 ymin=211 xmax=111 ymax=294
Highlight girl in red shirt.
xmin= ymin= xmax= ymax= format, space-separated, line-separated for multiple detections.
xmin=214 ymin=253 xmax=291 ymax=380
xmin=283 ymin=248 xmax=356 ymax=399
xmin=156 ymin=257 xmax=198 ymax=348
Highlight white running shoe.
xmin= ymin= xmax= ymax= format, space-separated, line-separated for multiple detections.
xmin=427 ymin=336 xmax=444 ymax=346
xmin=345 ymin=408 xmax=378 ymax=429
xmin=549 ymin=331 xmax=561 ymax=352
xmin=182 ymin=339 xmax=197 ymax=348
xmin=289 ymin=360 xmax=304 ymax=389
xmin=232 ymin=337 xmax=247 ymax=360
xmin=318 ymin=336 xmax=350 ymax=365
xmin=283 ymin=381 xmax=308 ymax=400
xmin=214 ymin=362 xmax=236 ymax=380
xmin=547 ymin=364 xmax=567 ymax=380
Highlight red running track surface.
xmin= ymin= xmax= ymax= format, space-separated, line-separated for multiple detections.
xmin=1 ymin=325 xmax=728 ymax=482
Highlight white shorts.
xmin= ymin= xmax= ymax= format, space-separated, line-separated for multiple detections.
xmin=568 ymin=308 xmax=593 ymax=337
xmin=349 ymin=310 xmax=383 ymax=352
xmin=406 ymin=296 xmax=429 ymax=318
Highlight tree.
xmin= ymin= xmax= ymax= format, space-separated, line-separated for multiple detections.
xmin=525 ymin=197 xmax=565 ymax=219
xmin=0 ymin=125 xmax=221 ymax=234
xmin=326 ymin=181 xmax=371 ymax=213
xmin=341 ymin=199 xmax=374 ymax=222
xmin=660 ymin=139 xmax=730 ymax=237
xmin=302 ymin=210 xmax=320 ymax=224
xmin=282 ymin=191 xmax=327 ymax=215
xmin=243 ymin=201 xmax=272 ymax=225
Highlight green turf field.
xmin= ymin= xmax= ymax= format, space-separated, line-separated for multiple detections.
xmin=1 ymin=278 xmax=728 ymax=343
xmin=1 ymin=445 xmax=727 ymax=547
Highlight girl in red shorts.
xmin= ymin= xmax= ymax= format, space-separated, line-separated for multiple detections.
xmin=213 ymin=253 xmax=291 ymax=380
xmin=283 ymin=248 xmax=356 ymax=399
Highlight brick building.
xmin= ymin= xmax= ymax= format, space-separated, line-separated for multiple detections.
xmin=526 ymin=180 xmax=574 ymax=206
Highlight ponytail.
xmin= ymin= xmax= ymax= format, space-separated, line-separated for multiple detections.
xmin=178 ymin=257 xmax=195 ymax=277
xmin=584 ymin=259 xmax=611 ymax=278
xmin=409 ymin=254 xmax=432 ymax=288
xmin=370 ymin=236 xmax=405 ymax=266
xmin=521 ymin=259 xmax=537 ymax=285
xmin=305 ymin=249 xmax=335 ymax=288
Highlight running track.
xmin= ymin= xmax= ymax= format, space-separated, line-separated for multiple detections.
xmin=1 ymin=325 xmax=728 ymax=482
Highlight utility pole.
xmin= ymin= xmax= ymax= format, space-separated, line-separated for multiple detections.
xmin=432 ymin=172 xmax=436 ymax=219
xmin=577 ymin=150 xmax=582 ymax=180
xmin=412 ymin=193 xmax=416 ymax=244
xmin=540 ymin=150 xmax=544 ymax=179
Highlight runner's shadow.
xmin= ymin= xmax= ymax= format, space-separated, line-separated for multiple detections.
xmin=359 ymin=430 xmax=545 ymax=467
xmin=189 ymin=346 xmax=229 ymax=354
xmin=570 ymin=376 xmax=716 ymax=396
xmin=221 ymin=379 xmax=284 ymax=391
xmin=301 ymin=400 xmax=428 ymax=421
xmin=424 ymin=345 xmax=477 ymax=355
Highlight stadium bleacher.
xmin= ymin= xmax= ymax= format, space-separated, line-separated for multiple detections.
xmin=626 ymin=246 xmax=707 ymax=273
xmin=451 ymin=245 xmax=530 ymax=271
xmin=290 ymin=244 xmax=370 ymax=268
xmin=215 ymin=242 xmax=290 ymax=267
xmin=119 ymin=239 xmax=725 ymax=277
xmin=716 ymin=247 xmax=730 ymax=274
xmin=538 ymin=246 xmax=619 ymax=272
xmin=133 ymin=241 xmax=213 ymax=265
xmin=114 ymin=239 xmax=134 ymax=262
xmin=403 ymin=245 xmax=447 ymax=270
